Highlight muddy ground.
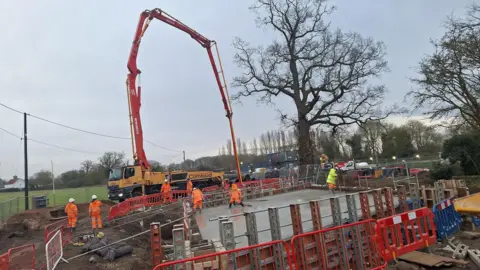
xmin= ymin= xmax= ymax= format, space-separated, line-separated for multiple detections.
xmin=0 ymin=200 xmax=186 ymax=270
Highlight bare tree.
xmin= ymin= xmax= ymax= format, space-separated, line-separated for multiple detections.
xmin=251 ymin=138 xmax=259 ymax=155
xmin=242 ymin=143 xmax=248 ymax=156
xmin=359 ymin=121 xmax=385 ymax=164
xmin=226 ymin=140 xmax=233 ymax=156
xmin=80 ymin=160 xmax=94 ymax=173
xmin=98 ymin=152 xmax=125 ymax=170
xmin=259 ymin=133 xmax=269 ymax=154
xmin=286 ymin=129 xmax=297 ymax=151
xmin=232 ymin=0 xmax=394 ymax=164
xmin=408 ymin=4 xmax=480 ymax=131
xmin=236 ymin=138 xmax=243 ymax=155
xmin=403 ymin=120 xmax=442 ymax=154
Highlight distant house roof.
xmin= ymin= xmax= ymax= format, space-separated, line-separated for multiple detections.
xmin=6 ymin=178 xmax=23 ymax=185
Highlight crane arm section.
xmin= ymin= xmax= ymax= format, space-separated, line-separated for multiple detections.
xmin=126 ymin=8 xmax=241 ymax=181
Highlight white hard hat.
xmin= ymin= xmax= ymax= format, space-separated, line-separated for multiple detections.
xmin=193 ymin=187 xmax=197 ymax=190
xmin=92 ymin=195 xmax=97 ymax=200
xmin=69 ymin=198 xmax=75 ymax=203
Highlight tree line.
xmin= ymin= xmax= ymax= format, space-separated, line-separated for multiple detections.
xmin=216 ymin=119 xmax=444 ymax=167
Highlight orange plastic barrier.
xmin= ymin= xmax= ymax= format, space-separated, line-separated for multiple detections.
xmin=108 ymin=191 xmax=189 ymax=220
xmin=44 ymin=219 xmax=67 ymax=242
xmin=108 ymin=179 xmax=284 ymax=220
xmin=6 ymin=244 xmax=35 ymax=270
xmin=375 ymin=207 xmax=436 ymax=262
xmin=153 ymin=240 xmax=291 ymax=269
xmin=0 ymin=253 xmax=8 ymax=270
xmin=290 ymin=219 xmax=386 ymax=270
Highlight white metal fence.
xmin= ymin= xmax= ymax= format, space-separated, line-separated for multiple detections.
xmin=46 ymin=229 xmax=63 ymax=270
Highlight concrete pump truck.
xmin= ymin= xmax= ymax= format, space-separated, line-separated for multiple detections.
xmin=107 ymin=9 xmax=243 ymax=201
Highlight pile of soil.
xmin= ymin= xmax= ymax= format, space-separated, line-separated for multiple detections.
xmin=56 ymin=204 xmax=186 ymax=270
xmin=0 ymin=200 xmax=188 ymax=270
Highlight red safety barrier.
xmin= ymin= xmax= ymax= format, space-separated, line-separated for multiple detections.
xmin=44 ymin=219 xmax=67 ymax=242
xmin=108 ymin=200 xmax=131 ymax=220
xmin=108 ymin=191 xmax=190 ymax=220
xmin=108 ymin=179 xmax=284 ymax=220
xmin=375 ymin=207 xmax=436 ymax=262
xmin=290 ymin=219 xmax=386 ymax=270
xmin=153 ymin=240 xmax=291 ymax=269
xmin=7 ymin=244 xmax=35 ymax=270
xmin=0 ymin=252 xmax=9 ymax=270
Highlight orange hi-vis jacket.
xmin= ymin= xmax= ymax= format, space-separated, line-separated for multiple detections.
xmin=161 ymin=183 xmax=171 ymax=193
xmin=230 ymin=188 xmax=242 ymax=203
xmin=65 ymin=202 xmax=78 ymax=218
xmin=192 ymin=189 xmax=203 ymax=203
xmin=89 ymin=200 xmax=102 ymax=216
xmin=186 ymin=180 xmax=193 ymax=195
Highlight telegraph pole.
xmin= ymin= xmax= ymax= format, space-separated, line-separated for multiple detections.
xmin=24 ymin=113 xmax=29 ymax=210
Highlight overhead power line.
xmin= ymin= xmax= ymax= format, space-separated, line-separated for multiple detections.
xmin=0 ymin=102 xmax=182 ymax=152
xmin=0 ymin=127 xmax=101 ymax=155
xmin=0 ymin=127 xmax=22 ymax=140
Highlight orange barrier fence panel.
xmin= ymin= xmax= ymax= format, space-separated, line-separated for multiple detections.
xmin=290 ymin=219 xmax=386 ymax=270
xmin=375 ymin=207 xmax=436 ymax=262
xmin=107 ymin=201 xmax=131 ymax=220
xmin=8 ymin=244 xmax=35 ymax=270
xmin=153 ymin=240 xmax=291 ymax=270
xmin=0 ymin=252 xmax=9 ymax=270
xmin=44 ymin=219 xmax=67 ymax=242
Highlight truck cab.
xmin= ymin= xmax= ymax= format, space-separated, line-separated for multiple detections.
xmin=107 ymin=165 xmax=166 ymax=201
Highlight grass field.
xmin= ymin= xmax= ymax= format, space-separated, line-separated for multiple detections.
xmin=0 ymin=186 xmax=108 ymax=218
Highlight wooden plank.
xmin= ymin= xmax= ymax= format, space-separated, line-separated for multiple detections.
xmin=399 ymin=251 xmax=468 ymax=267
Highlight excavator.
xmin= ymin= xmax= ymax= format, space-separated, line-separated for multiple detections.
xmin=107 ymin=9 xmax=242 ymax=201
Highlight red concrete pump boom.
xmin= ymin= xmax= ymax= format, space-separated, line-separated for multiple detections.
xmin=126 ymin=8 xmax=243 ymax=182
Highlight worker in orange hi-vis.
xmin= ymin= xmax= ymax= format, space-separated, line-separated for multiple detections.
xmin=230 ymin=180 xmax=238 ymax=192
xmin=89 ymin=195 xmax=103 ymax=230
xmin=64 ymin=198 xmax=78 ymax=233
xmin=229 ymin=187 xmax=245 ymax=208
xmin=186 ymin=178 xmax=193 ymax=196
xmin=192 ymin=187 xmax=203 ymax=213
xmin=161 ymin=179 xmax=173 ymax=203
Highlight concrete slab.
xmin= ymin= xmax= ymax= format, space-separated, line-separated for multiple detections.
xmin=195 ymin=189 xmax=399 ymax=247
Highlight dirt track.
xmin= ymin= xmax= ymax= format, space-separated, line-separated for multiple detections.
xmin=0 ymin=200 xmax=186 ymax=270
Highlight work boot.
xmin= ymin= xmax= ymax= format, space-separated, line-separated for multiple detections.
xmin=239 ymin=202 xmax=245 ymax=207
xmin=229 ymin=203 xmax=233 ymax=208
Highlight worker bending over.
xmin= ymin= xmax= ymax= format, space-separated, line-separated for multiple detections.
xmin=89 ymin=195 xmax=103 ymax=229
xmin=229 ymin=186 xmax=245 ymax=208
xmin=327 ymin=164 xmax=338 ymax=195
xmin=161 ymin=180 xmax=173 ymax=203
xmin=64 ymin=198 xmax=78 ymax=233
xmin=192 ymin=187 xmax=203 ymax=213
xmin=186 ymin=178 xmax=193 ymax=196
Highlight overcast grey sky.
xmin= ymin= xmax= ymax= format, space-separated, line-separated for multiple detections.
xmin=0 ymin=0 xmax=475 ymax=179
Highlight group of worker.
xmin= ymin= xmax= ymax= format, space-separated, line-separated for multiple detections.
xmin=64 ymin=195 xmax=103 ymax=233
xmin=184 ymin=177 xmax=245 ymax=213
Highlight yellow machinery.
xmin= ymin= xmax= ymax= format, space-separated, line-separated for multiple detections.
xmin=454 ymin=192 xmax=480 ymax=215
xmin=108 ymin=167 xmax=224 ymax=201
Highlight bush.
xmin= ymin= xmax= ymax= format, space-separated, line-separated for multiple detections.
xmin=430 ymin=161 xmax=462 ymax=180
